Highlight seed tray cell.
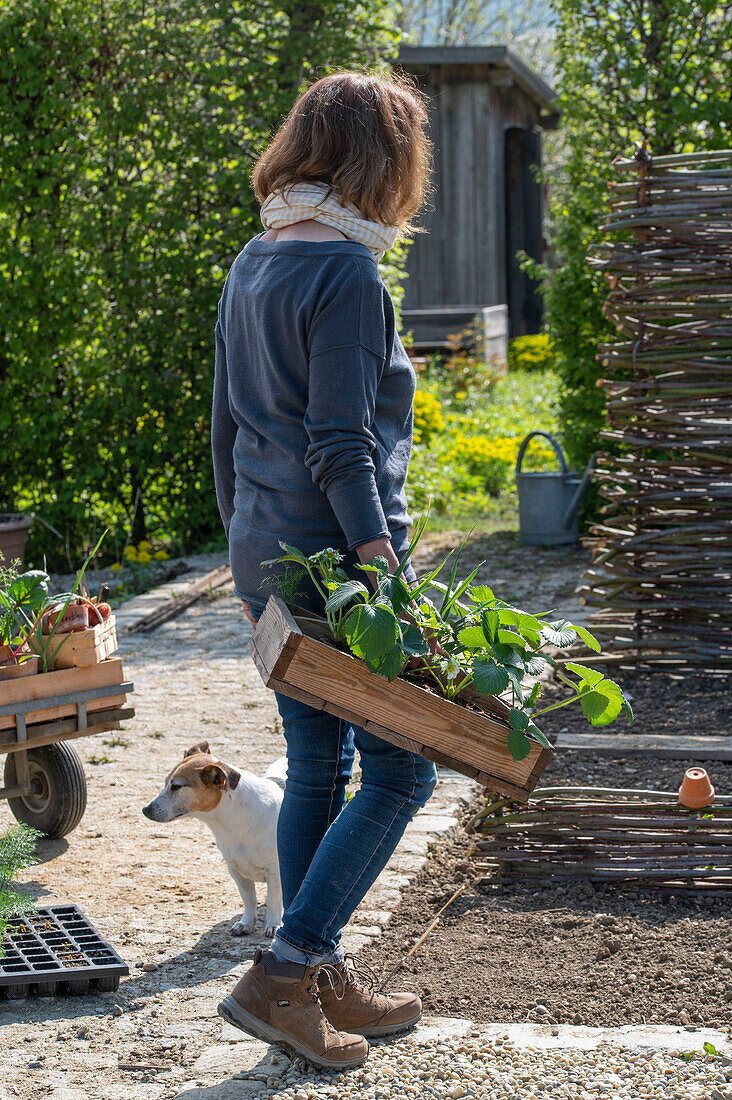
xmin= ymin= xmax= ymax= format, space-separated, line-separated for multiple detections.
xmin=0 ymin=904 xmax=128 ymax=999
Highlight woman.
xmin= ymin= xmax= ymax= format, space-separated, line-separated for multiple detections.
xmin=211 ymin=70 xmax=436 ymax=1070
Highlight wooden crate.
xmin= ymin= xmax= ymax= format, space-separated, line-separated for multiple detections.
xmin=34 ymin=614 xmax=118 ymax=669
xmin=0 ymin=658 xmax=129 ymax=733
xmin=251 ymin=596 xmax=552 ymax=801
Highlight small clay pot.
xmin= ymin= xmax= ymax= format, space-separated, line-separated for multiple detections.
xmin=44 ymin=602 xmax=90 ymax=634
xmin=0 ymin=653 xmax=38 ymax=682
xmin=679 ymin=767 xmax=715 ymax=809
xmin=0 ymin=643 xmax=17 ymax=669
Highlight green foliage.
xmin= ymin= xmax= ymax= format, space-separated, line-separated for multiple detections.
xmin=263 ymin=518 xmax=633 ymax=760
xmin=420 ymin=323 xmax=502 ymax=399
xmin=0 ymin=0 xmax=401 ymax=568
xmin=0 ymin=556 xmax=49 ymax=647
xmin=407 ymin=369 xmax=560 ymax=519
xmin=540 ymin=0 xmax=731 ymax=468
xmin=508 ymin=334 xmax=556 ymax=373
xmin=0 ymin=824 xmax=40 ymax=952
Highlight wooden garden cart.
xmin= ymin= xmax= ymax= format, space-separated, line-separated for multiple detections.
xmin=0 ymin=641 xmax=133 ymax=838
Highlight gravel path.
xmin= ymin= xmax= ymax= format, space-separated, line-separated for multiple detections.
xmin=2 ymin=535 xmax=725 ymax=1099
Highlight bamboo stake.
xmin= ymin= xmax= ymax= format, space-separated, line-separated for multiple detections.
xmin=376 ymin=884 xmax=466 ymax=991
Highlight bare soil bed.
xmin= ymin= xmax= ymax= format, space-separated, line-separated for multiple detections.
xmin=361 ymin=750 xmax=732 ymax=1031
xmin=539 ymin=668 xmax=730 ymax=740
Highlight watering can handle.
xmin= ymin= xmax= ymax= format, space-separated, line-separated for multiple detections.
xmin=515 ymin=431 xmax=569 ymax=477
xmin=562 ymin=452 xmax=597 ymax=530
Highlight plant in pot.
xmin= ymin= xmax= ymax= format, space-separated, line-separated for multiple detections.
xmin=0 ymin=533 xmax=108 ymax=678
xmin=23 ymin=533 xmax=107 ymax=673
xmin=262 ymin=516 xmax=633 ymax=763
xmin=0 ymin=558 xmax=49 ymax=681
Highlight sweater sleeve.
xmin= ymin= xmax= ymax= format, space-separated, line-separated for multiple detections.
xmin=211 ymin=316 xmax=238 ymax=537
xmin=304 ymin=263 xmax=391 ymax=550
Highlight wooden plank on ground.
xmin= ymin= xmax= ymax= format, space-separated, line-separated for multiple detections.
xmin=127 ymin=565 xmax=233 ymax=633
xmin=555 ymin=731 xmax=732 ymax=761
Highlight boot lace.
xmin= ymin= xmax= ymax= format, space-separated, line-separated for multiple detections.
xmin=318 ymin=954 xmax=378 ymax=1002
xmin=305 ymin=969 xmax=321 ymax=1003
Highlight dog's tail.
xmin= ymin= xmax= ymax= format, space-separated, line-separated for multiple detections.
xmin=263 ymin=756 xmax=288 ymax=791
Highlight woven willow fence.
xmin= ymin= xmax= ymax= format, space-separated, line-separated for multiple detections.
xmin=577 ymin=148 xmax=732 ymax=671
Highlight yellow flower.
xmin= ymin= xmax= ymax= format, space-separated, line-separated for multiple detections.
xmin=137 ymin=540 xmax=151 ymax=551
xmin=154 ymin=550 xmax=169 ymax=561
xmin=455 ymin=390 xmax=467 ymax=400
xmin=412 ymin=390 xmax=445 ymax=444
xmin=136 ymin=550 xmax=152 ymax=564
xmin=110 ymin=562 xmax=122 ymax=572
xmin=123 ymin=545 xmax=137 ymax=560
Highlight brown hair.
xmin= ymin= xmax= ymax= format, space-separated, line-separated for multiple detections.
xmin=252 ymin=71 xmax=431 ymax=233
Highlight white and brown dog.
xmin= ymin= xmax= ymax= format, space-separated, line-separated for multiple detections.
xmin=142 ymin=742 xmax=285 ymax=937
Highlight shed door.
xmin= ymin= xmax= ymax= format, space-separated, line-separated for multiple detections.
xmin=505 ymin=126 xmax=543 ymax=338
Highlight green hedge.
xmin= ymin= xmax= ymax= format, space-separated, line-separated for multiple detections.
xmin=0 ymin=0 xmax=400 ymax=569
xmin=540 ymin=0 xmax=730 ymax=470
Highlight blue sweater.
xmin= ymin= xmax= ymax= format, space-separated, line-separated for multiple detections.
xmin=211 ymin=236 xmax=416 ymax=603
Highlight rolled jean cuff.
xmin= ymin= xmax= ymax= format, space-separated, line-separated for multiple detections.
xmin=271 ymin=933 xmax=344 ymax=967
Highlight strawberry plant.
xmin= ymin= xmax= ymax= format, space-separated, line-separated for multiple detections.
xmin=263 ymin=518 xmax=633 ymax=761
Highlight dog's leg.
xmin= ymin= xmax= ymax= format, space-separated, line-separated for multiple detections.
xmin=228 ymin=866 xmax=258 ymax=936
xmin=263 ymin=868 xmax=283 ymax=939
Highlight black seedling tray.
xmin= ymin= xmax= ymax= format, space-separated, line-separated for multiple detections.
xmin=0 ymin=904 xmax=128 ymax=999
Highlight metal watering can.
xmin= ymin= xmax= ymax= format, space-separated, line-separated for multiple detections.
xmin=515 ymin=431 xmax=596 ymax=546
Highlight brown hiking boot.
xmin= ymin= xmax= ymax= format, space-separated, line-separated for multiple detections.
xmin=318 ymin=955 xmax=422 ymax=1038
xmin=217 ymin=949 xmax=369 ymax=1070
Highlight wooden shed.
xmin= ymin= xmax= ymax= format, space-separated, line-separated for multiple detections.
xmin=395 ymin=46 xmax=560 ymax=347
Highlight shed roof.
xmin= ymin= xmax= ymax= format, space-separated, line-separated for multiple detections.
xmin=396 ymin=46 xmax=560 ymax=122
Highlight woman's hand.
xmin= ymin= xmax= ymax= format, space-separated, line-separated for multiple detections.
xmin=242 ymin=600 xmax=257 ymax=627
xmin=355 ymin=537 xmax=447 ymax=663
xmin=355 ymin=536 xmax=401 ymax=585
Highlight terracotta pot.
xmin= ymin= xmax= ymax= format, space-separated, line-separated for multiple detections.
xmin=679 ymin=767 xmax=715 ymax=809
xmin=0 ymin=654 xmax=39 ymax=682
xmin=0 ymin=513 xmax=34 ymax=569
xmin=44 ymin=602 xmax=90 ymax=634
xmin=0 ymin=642 xmax=17 ymax=669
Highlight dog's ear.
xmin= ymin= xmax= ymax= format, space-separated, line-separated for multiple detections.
xmin=225 ymin=765 xmax=240 ymax=791
xmin=185 ymin=741 xmax=210 ymax=758
xmin=200 ymin=764 xmax=227 ymax=789
xmin=200 ymin=762 xmax=240 ymax=791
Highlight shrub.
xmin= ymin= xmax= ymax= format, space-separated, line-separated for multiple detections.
xmin=508 ymin=334 xmax=556 ymax=373
xmin=419 ymin=322 xmax=502 ymax=398
xmin=407 ymin=371 xmax=559 ymax=519
xmin=0 ymin=0 xmax=401 ymax=568
xmin=412 ymin=390 xmax=445 ymax=444
xmin=0 ymin=824 xmax=39 ymax=950
xmin=538 ymin=0 xmax=730 ymax=470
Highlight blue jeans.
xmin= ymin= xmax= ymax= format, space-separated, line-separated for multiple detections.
xmin=245 ymin=595 xmax=438 ymax=965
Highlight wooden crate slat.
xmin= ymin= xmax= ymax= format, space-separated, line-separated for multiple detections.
xmin=0 ymin=707 xmax=135 ymax=753
xmin=0 ymin=659 xmax=128 ymax=732
xmin=41 ymin=616 xmax=118 ymax=669
xmin=284 ymin=634 xmax=542 ymax=784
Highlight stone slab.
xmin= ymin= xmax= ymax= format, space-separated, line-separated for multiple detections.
xmin=457 ymin=1020 xmax=732 ymax=1054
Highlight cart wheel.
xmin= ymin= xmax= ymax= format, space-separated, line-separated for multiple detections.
xmin=4 ymin=743 xmax=87 ymax=838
